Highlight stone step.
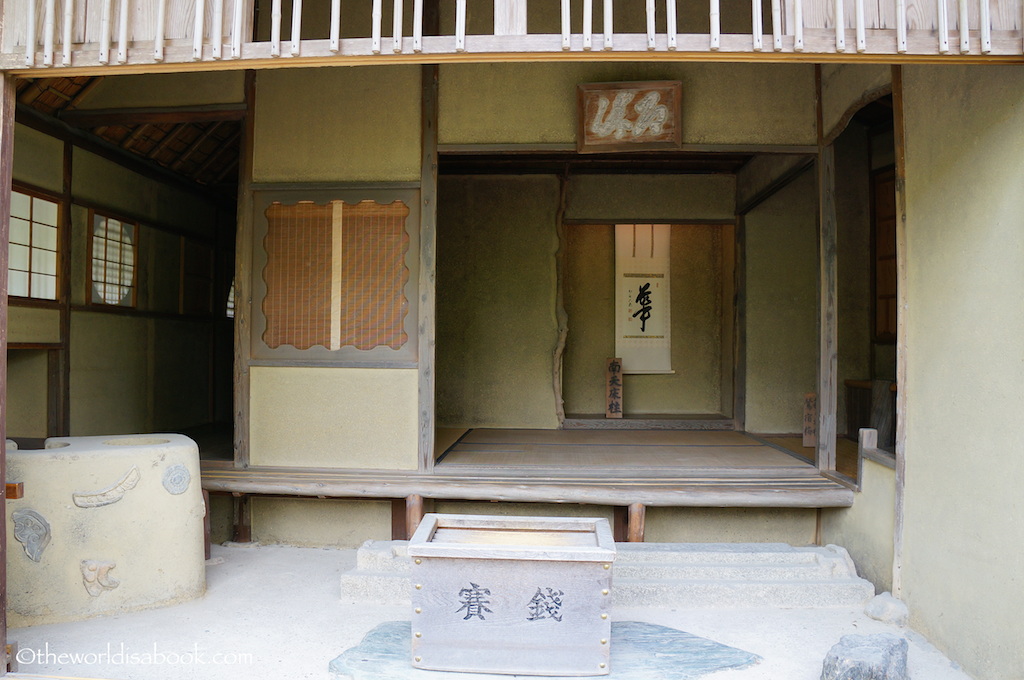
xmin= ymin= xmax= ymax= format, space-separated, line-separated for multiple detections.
xmin=340 ymin=540 xmax=876 ymax=608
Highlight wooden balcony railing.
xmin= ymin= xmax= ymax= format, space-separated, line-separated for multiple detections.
xmin=2 ymin=0 xmax=1022 ymax=73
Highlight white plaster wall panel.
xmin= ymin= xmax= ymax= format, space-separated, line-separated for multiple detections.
xmin=6 ymin=434 xmax=206 ymax=626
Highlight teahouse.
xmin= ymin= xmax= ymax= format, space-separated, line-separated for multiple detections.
xmin=0 ymin=1 xmax=1021 ymax=679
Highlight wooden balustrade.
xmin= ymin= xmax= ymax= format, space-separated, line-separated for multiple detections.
xmin=3 ymin=0 xmax=1022 ymax=71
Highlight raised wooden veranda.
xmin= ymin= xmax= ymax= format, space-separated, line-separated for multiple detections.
xmin=2 ymin=0 xmax=1023 ymax=74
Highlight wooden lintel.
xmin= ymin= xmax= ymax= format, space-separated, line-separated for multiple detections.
xmin=60 ymin=103 xmax=247 ymax=128
xmin=5 ymin=482 xmax=24 ymax=500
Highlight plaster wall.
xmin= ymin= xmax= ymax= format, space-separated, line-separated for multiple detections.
xmin=9 ymin=306 xmax=60 ymax=344
xmin=820 ymin=65 xmax=892 ymax=141
xmin=646 ymin=507 xmax=817 ymax=544
xmin=898 ymin=64 xmax=1024 ymax=680
xmin=439 ymin=63 xmax=816 ymax=147
xmin=252 ymin=498 xmax=393 ymax=548
xmin=249 ymin=366 xmax=420 ymax=469
xmin=6 ymin=434 xmax=205 ymax=627
xmin=72 ymin=149 xmax=216 ymax=237
xmin=743 ymin=168 xmax=818 ymax=434
xmin=13 ymin=122 xmax=63 ymax=193
xmin=75 ymin=72 xmax=245 ymax=109
xmin=565 ymin=174 xmax=735 ymax=221
xmin=436 ymin=175 xmax=561 ymax=429
xmin=821 ymin=457 xmax=894 ymax=593
xmin=6 ymin=350 xmax=48 ymax=438
xmin=252 ymin=67 xmax=421 ymax=183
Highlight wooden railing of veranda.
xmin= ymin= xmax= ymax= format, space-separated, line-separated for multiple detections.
xmin=1 ymin=0 xmax=1021 ymax=74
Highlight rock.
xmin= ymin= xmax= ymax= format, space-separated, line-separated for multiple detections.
xmin=866 ymin=592 xmax=909 ymax=627
xmin=821 ymin=633 xmax=909 ymax=680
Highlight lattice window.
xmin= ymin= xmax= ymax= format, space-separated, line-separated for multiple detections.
xmin=262 ymin=199 xmax=410 ymax=351
xmin=9 ymin=189 xmax=60 ymax=300
xmin=90 ymin=211 xmax=137 ymax=307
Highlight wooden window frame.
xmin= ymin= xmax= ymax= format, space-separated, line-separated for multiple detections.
xmin=9 ymin=184 xmax=63 ymax=303
xmin=250 ymin=184 xmax=420 ymax=367
xmin=87 ymin=208 xmax=139 ymax=309
xmin=870 ymin=165 xmax=897 ymax=344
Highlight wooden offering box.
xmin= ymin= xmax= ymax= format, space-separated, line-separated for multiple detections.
xmin=408 ymin=514 xmax=617 ymax=676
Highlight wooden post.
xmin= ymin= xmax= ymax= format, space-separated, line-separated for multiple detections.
xmin=43 ymin=0 xmax=56 ymax=65
xmin=645 ymin=0 xmax=656 ymax=49
xmin=290 ymin=0 xmax=304 ymax=55
xmin=834 ymin=0 xmax=845 ymax=52
xmin=233 ymin=71 xmax=256 ymax=470
xmin=331 ymin=0 xmax=342 ymax=52
xmin=815 ymin=66 xmax=838 ymax=474
xmin=793 ymin=0 xmax=803 ymax=50
xmin=603 ymin=0 xmax=613 ymax=49
xmin=891 ymin=65 xmax=908 ymax=600
xmin=202 ymin=489 xmax=212 ymax=559
xmin=896 ymin=0 xmax=906 ymax=52
xmin=232 ymin=0 xmax=245 ymax=57
xmin=231 ymin=493 xmax=251 ymax=542
xmin=627 ymin=503 xmax=646 ymax=542
xmin=194 ymin=0 xmax=207 ymax=59
xmin=155 ymin=0 xmax=168 ymax=60
xmin=751 ymin=0 xmax=762 ymax=51
xmin=63 ymin=0 xmax=75 ymax=65
xmin=770 ymin=0 xmax=781 ymax=51
xmin=937 ymin=0 xmax=949 ymax=53
xmin=212 ymin=0 xmax=224 ymax=57
xmin=665 ymin=0 xmax=677 ymax=49
xmin=562 ymin=0 xmax=571 ymax=49
xmin=980 ymin=0 xmax=991 ymax=53
xmin=455 ymin=0 xmax=466 ymax=51
xmin=709 ymin=0 xmax=720 ymax=49
xmin=583 ymin=0 xmax=593 ymax=49
xmin=0 ymin=74 xmax=18 ymax=668
xmin=270 ymin=0 xmax=282 ymax=56
xmin=98 ymin=0 xmax=112 ymax=64
xmin=393 ymin=0 xmax=404 ymax=52
xmin=957 ymin=0 xmax=969 ymax=53
xmin=418 ymin=64 xmax=439 ymax=473
xmin=855 ymin=0 xmax=865 ymax=52
xmin=406 ymin=494 xmax=425 ymax=539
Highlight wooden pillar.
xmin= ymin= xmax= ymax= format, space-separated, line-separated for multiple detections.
xmin=0 ymin=73 xmax=16 ymax=675
xmin=232 ymin=71 xmax=256 ymax=469
xmin=406 ymin=494 xmax=425 ymax=539
xmin=890 ymin=65 xmax=908 ymax=599
xmin=815 ymin=66 xmax=838 ymax=473
xmin=232 ymin=493 xmax=252 ymax=542
xmin=612 ymin=506 xmax=628 ymax=542
xmin=627 ymin=503 xmax=646 ymax=542
xmin=418 ymin=64 xmax=438 ymax=472
xmin=202 ymin=489 xmax=212 ymax=560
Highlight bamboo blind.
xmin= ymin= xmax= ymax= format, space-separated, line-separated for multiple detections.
xmin=262 ymin=199 xmax=411 ymax=351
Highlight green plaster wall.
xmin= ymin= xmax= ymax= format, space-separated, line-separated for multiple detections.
xmin=6 ymin=350 xmax=48 ymax=438
xmin=821 ymin=457 xmax=894 ymax=593
xmin=439 ymin=63 xmax=815 ymax=146
xmin=899 ymin=64 xmax=1024 ymax=680
xmin=252 ymin=498 xmax=392 ymax=548
xmin=436 ymin=175 xmax=561 ymax=429
xmin=13 ymin=123 xmax=63 ymax=193
xmin=72 ymin=149 xmax=217 ymax=237
xmin=743 ymin=168 xmax=817 ymax=434
xmin=646 ymin=507 xmax=817 ymax=544
xmin=252 ymin=67 xmax=421 ymax=183
xmin=9 ymin=306 xmax=60 ymax=344
xmin=74 ymin=72 xmax=245 ymax=109
xmin=820 ymin=64 xmax=892 ymax=141
xmin=565 ymin=174 xmax=736 ymax=221
xmin=563 ymin=224 xmax=729 ymax=416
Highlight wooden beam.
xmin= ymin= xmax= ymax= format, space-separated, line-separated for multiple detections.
xmin=627 ymin=503 xmax=646 ymax=542
xmin=233 ymin=71 xmax=257 ymax=469
xmin=17 ymin=78 xmax=56 ymax=105
xmin=60 ymin=104 xmax=247 ymax=128
xmin=0 ymin=73 xmax=16 ymax=669
xmin=147 ymin=122 xmax=188 ymax=159
xmin=418 ymin=64 xmax=438 ymax=472
xmin=64 ymin=77 xmax=105 ymax=112
xmin=194 ymin=127 xmax=242 ymax=178
xmin=120 ymin=123 xmax=152 ymax=151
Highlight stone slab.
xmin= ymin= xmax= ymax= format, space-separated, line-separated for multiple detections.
xmin=330 ymin=620 xmax=760 ymax=679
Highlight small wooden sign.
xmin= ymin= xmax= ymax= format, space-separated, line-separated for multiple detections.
xmin=606 ymin=358 xmax=624 ymax=418
xmin=802 ymin=393 xmax=817 ymax=448
xmin=577 ymin=81 xmax=683 ymax=154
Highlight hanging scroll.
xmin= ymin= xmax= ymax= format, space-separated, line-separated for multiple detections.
xmin=614 ymin=224 xmax=672 ymax=374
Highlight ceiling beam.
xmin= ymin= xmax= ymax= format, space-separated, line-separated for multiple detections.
xmin=59 ymin=103 xmax=246 ymax=128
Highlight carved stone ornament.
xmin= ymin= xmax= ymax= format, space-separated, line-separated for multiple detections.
xmin=81 ymin=560 xmax=119 ymax=596
xmin=162 ymin=464 xmax=191 ymax=495
xmin=12 ymin=509 xmax=51 ymax=562
xmin=73 ymin=465 xmax=141 ymax=508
